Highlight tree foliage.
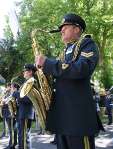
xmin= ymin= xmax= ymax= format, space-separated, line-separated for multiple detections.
xmin=0 ymin=0 xmax=113 ymax=88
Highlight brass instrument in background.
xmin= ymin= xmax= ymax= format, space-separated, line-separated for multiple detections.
xmin=20 ymin=29 xmax=53 ymax=129
xmin=4 ymin=95 xmax=16 ymax=145
xmin=0 ymin=92 xmax=6 ymax=107
xmin=0 ymin=92 xmax=17 ymax=118
xmin=5 ymin=95 xmax=17 ymax=117
xmin=0 ymin=91 xmax=8 ymax=117
xmin=6 ymin=96 xmax=17 ymax=117
xmin=0 ymin=96 xmax=4 ymax=117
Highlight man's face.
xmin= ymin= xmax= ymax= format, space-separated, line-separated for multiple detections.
xmin=60 ymin=24 xmax=80 ymax=44
xmin=23 ymin=70 xmax=33 ymax=79
xmin=11 ymin=85 xmax=16 ymax=93
xmin=6 ymin=86 xmax=11 ymax=92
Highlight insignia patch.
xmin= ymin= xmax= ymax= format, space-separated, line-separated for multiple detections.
xmin=66 ymin=44 xmax=74 ymax=55
xmin=62 ymin=63 xmax=69 ymax=70
xmin=81 ymin=52 xmax=94 ymax=57
xmin=66 ymin=49 xmax=73 ymax=54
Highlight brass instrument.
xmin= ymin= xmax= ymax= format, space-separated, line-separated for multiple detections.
xmin=0 ymin=94 xmax=16 ymax=118
xmin=4 ymin=95 xmax=16 ymax=145
xmin=0 ymin=90 xmax=16 ymax=145
xmin=20 ymin=29 xmax=53 ymax=129
xmin=5 ymin=95 xmax=17 ymax=117
xmin=0 ymin=91 xmax=6 ymax=106
xmin=0 ymin=96 xmax=3 ymax=107
xmin=0 ymin=96 xmax=3 ymax=117
xmin=32 ymin=29 xmax=52 ymax=107
xmin=0 ymin=91 xmax=8 ymax=117
xmin=20 ymin=77 xmax=46 ymax=128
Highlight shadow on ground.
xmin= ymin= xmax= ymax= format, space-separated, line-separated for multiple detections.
xmin=31 ymin=134 xmax=56 ymax=149
xmin=0 ymin=124 xmax=113 ymax=149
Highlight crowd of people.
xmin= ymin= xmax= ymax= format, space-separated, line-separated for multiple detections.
xmin=0 ymin=12 xmax=113 ymax=149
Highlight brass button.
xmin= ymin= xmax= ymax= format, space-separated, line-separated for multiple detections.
xmin=54 ymin=79 xmax=56 ymax=82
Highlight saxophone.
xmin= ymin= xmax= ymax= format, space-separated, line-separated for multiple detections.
xmin=20 ymin=29 xmax=53 ymax=129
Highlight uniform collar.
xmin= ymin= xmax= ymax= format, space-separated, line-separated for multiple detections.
xmin=66 ymin=40 xmax=77 ymax=48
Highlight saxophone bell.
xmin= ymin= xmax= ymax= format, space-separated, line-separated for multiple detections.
xmin=20 ymin=77 xmax=35 ymax=98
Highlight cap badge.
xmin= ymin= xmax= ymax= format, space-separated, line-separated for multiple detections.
xmin=61 ymin=18 xmax=65 ymax=24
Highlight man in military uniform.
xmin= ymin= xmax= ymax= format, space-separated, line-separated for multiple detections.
xmin=17 ymin=64 xmax=35 ymax=149
xmin=35 ymin=13 xmax=99 ymax=149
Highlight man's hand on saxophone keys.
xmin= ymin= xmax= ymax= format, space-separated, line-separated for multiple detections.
xmin=35 ymin=54 xmax=46 ymax=68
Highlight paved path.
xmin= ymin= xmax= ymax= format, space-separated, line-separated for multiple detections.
xmin=95 ymin=124 xmax=113 ymax=149
xmin=0 ymin=124 xmax=113 ymax=149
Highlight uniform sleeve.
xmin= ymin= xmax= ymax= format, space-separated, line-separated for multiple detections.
xmin=43 ymin=40 xmax=99 ymax=79
xmin=12 ymin=91 xmax=20 ymax=99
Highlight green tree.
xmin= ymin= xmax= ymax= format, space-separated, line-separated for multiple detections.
xmin=2 ymin=0 xmax=113 ymax=88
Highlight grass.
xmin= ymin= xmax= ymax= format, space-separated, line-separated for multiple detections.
xmin=0 ymin=120 xmax=3 ymax=134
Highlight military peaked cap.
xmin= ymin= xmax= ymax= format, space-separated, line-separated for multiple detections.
xmin=11 ymin=83 xmax=20 ymax=90
xmin=50 ymin=13 xmax=86 ymax=33
xmin=59 ymin=13 xmax=86 ymax=32
xmin=24 ymin=64 xmax=37 ymax=73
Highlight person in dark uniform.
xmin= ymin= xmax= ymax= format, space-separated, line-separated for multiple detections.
xmin=2 ymin=83 xmax=17 ymax=149
xmin=10 ymin=82 xmax=21 ymax=148
xmin=35 ymin=13 xmax=99 ymax=149
xmin=17 ymin=64 xmax=35 ymax=149
xmin=0 ymin=83 xmax=11 ymax=139
xmin=11 ymin=83 xmax=20 ymax=120
xmin=91 ymin=83 xmax=105 ymax=134
xmin=105 ymin=90 xmax=113 ymax=125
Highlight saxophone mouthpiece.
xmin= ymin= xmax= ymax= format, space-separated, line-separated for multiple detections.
xmin=49 ymin=29 xmax=60 ymax=33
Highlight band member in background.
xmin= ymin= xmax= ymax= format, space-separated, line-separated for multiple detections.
xmin=11 ymin=83 xmax=20 ymax=120
xmin=23 ymin=63 xmax=45 ymax=135
xmin=10 ymin=82 xmax=21 ymax=148
xmin=105 ymin=90 xmax=113 ymax=125
xmin=0 ymin=83 xmax=11 ymax=139
xmin=17 ymin=64 xmax=35 ymax=149
xmin=1 ymin=83 xmax=17 ymax=149
xmin=36 ymin=13 xmax=99 ymax=149
xmin=91 ymin=83 xmax=105 ymax=134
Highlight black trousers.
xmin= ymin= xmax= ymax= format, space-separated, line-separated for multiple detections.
xmin=6 ymin=118 xmax=17 ymax=147
xmin=106 ymin=107 xmax=112 ymax=124
xmin=18 ymin=118 xmax=32 ymax=149
xmin=2 ymin=116 xmax=6 ymax=135
xmin=56 ymin=135 xmax=95 ymax=149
